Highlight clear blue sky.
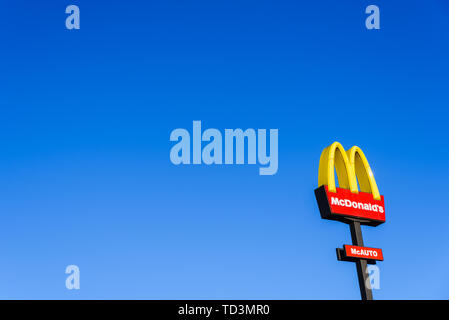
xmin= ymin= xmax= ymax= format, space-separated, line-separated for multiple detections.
xmin=1 ymin=0 xmax=448 ymax=299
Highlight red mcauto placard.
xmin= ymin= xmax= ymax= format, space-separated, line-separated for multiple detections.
xmin=344 ymin=245 xmax=383 ymax=261
xmin=324 ymin=186 xmax=385 ymax=223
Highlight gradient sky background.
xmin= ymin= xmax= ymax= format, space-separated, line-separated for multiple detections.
xmin=1 ymin=0 xmax=449 ymax=299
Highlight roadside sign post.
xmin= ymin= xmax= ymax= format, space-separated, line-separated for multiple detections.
xmin=314 ymin=142 xmax=385 ymax=300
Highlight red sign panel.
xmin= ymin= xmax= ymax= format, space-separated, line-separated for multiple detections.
xmin=323 ymin=185 xmax=385 ymax=224
xmin=344 ymin=245 xmax=383 ymax=261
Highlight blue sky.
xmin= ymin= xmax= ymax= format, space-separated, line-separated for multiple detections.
xmin=0 ymin=0 xmax=448 ymax=299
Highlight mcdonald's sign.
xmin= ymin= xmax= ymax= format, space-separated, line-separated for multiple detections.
xmin=314 ymin=142 xmax=385 ymax=226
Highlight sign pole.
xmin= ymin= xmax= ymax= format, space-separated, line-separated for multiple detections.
xmin=349 ymin=220 xmax=373 ymax=300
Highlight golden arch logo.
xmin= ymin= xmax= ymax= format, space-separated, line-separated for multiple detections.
xmin=315 ymin=142 xmax=385 ymax=226
xmin=318 ymin=142 xmax=380 ymax=200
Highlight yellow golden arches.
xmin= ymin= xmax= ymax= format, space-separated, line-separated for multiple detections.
xmin=318 ymin=142 xmax=380 ymax=200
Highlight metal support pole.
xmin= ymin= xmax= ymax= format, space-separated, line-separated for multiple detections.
xmin=349 ymin=220 xmax=373 ymax=300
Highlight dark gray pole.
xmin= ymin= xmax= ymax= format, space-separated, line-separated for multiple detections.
xmin=349 ymin=220 xmax=373 ymax=300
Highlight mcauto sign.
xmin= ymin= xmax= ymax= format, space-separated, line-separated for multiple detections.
xmin=343 ymin=245 xmax=383 ymax=262
xmin=314 ymin=142 xmax=385 ymax=300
